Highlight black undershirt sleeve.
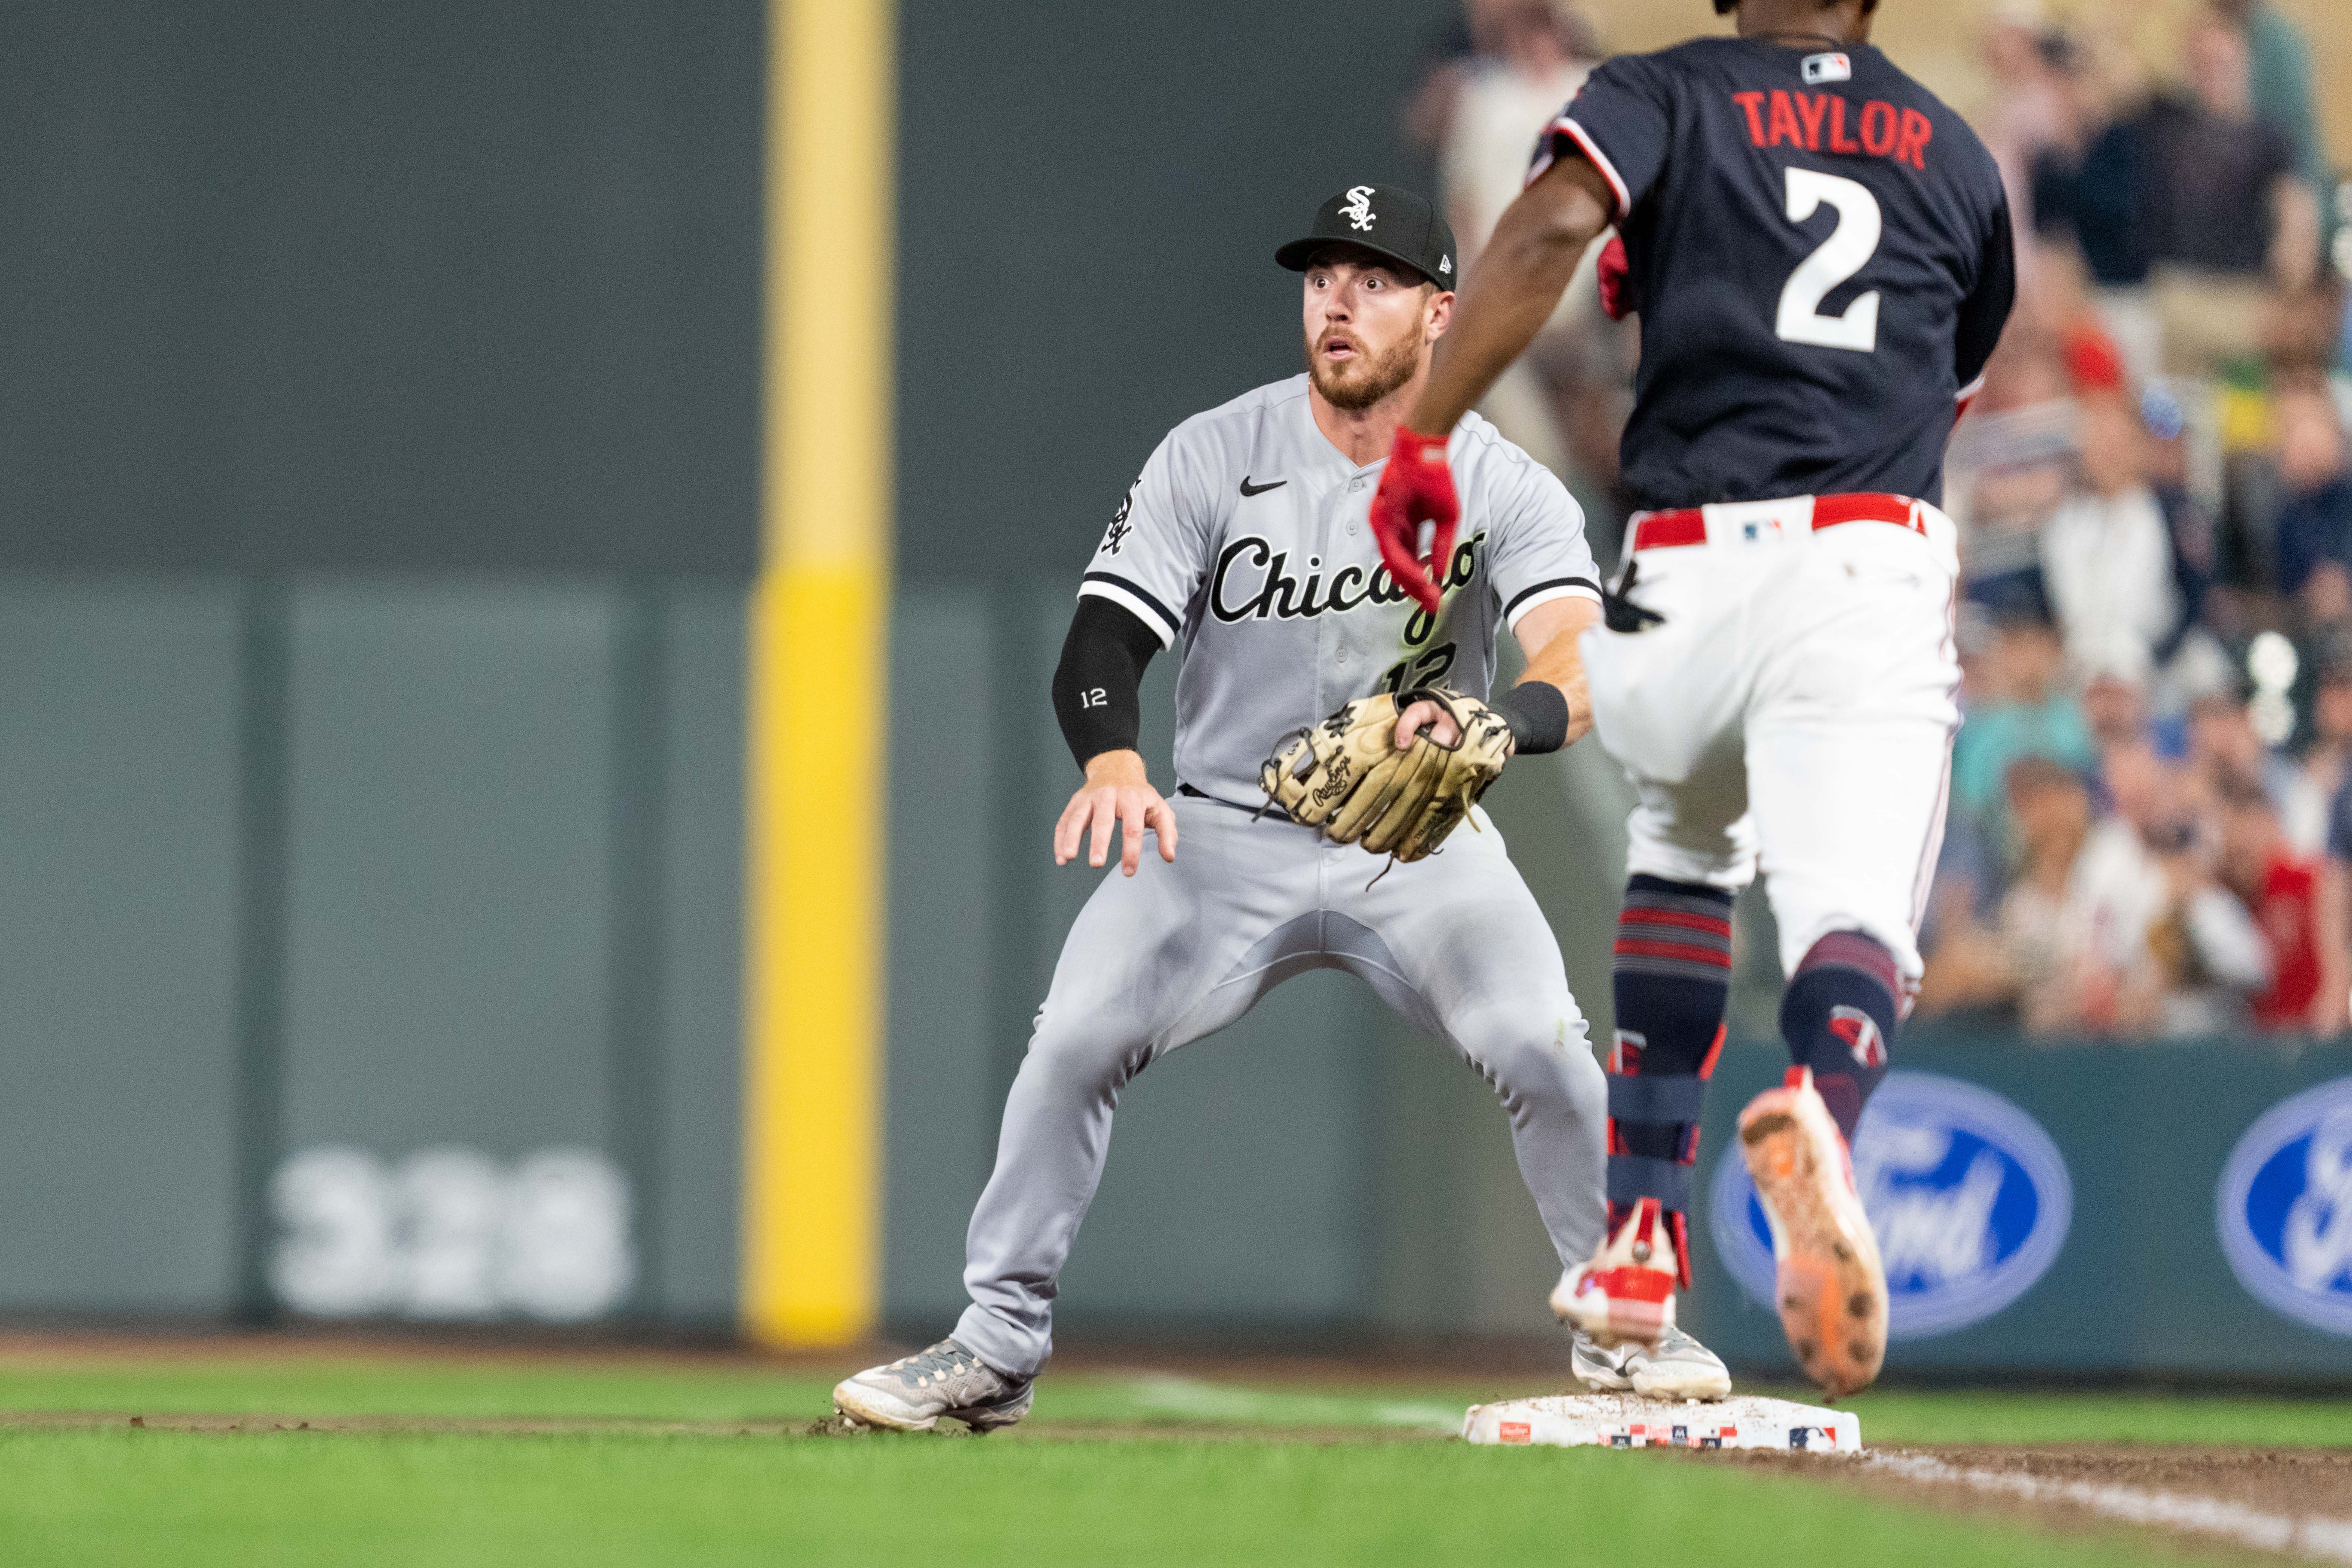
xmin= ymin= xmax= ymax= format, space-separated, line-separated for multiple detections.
xmin=1053 ymin=595 xmax=1162 ymax=771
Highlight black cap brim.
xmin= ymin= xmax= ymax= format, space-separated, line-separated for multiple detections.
xmin=1274 ymin=236 xmax=1447 ymax=287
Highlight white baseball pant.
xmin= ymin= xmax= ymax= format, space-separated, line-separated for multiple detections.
xmin=1579 ymin=496 xmax=1962 ymax=992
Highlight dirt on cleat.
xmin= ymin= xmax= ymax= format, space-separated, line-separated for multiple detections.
xmin=1739 ymin=1072 xmax=1886 ymax=1398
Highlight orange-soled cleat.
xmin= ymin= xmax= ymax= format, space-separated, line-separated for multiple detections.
xmin=1550 ymin=1196 xmax=1679 ymax=1347
xmin=1739 ymin=1066 xmax=1887 ymax=1397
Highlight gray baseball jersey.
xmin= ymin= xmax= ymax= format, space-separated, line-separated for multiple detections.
xmin=1078 ymin=373 xmax=1602 ymax=801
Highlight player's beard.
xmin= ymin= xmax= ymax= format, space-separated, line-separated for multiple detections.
xmin=1306 ymin=327 xmax=1423 ymax=413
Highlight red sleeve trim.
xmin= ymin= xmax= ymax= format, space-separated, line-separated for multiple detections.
xmin=1527 ymin=115 xmax=1631 ymax=221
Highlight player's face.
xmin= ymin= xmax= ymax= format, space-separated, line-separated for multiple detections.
xmin=1301 ymin=253 xmax=1451 ymax=414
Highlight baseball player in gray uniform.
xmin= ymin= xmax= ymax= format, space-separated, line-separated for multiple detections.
xmin=834 ymin=185 xmax=1730 ymax=1432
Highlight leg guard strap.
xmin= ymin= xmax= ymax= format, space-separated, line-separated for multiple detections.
xmin=1602 ymin=1025 xmax=1724 ymax=1289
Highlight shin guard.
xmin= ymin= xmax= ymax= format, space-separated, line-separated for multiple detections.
xmin=1607 ymin=876 xmax=1734 ymax=1285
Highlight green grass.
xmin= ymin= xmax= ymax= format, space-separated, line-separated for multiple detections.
xmin=0 ymin=1428 xmax=2259 ymax=1568
xmin=6 ymin=1351 xmax=2346 ymax=1447
xmin=0 ymin=1349 xmax=2339 ymax=1565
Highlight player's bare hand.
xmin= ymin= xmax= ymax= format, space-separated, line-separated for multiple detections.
xmin=1393 ymin=697 xmax=1463 ymax=752
xmin=1055 ymin=749 xmax=1178 ymax=875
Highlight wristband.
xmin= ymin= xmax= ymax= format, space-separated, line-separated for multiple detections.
xmin=1495 ymin=682 xmax=1571 ymax=755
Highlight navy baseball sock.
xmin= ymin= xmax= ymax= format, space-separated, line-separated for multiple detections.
xmin=1606 ymin=875 xmax=1733 ymax=1275
xmin=1780 ymin=930 xmax=1900 ymax=1144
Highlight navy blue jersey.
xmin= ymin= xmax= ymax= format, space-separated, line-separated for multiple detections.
xmin=1532 ymin=37 xmax=2014 ymax=510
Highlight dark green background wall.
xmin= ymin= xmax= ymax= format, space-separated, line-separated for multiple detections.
xmin=0 ymin=2 xmax=761 ymax=571
xmin=0 ymin=0 xmax=1533 ymax=1335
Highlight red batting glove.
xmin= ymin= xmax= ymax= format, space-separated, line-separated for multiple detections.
xmin=1596 ymin=233 xmax=1633 ymax=321
xmin=1368 ymin=425 xmax=1458 ymax=618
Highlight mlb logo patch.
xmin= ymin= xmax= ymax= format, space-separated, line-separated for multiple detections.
xmin=1801 ymin=52 xmax=1852 ymax=85
xmin=1498 ymin=1421 xmax=1532 ymax=1444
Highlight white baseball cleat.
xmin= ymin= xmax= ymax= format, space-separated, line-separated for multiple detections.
xmin=1739 ymin=1066 xmax=1887 ymax=1397
xmin=1571 ymin=1324 xmax=1732 ymax=1401
xmin=1551 ymin=1195 xmax=1680 ymax=1347
xmin=832 ymin=1338 xmax=1035 ymax=1433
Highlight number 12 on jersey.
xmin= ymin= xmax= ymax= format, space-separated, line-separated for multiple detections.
xmin=1775 ymin=167 xmax=1881 ymax=354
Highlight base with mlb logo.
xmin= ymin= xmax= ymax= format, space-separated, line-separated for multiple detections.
xmin=1461 ymin=1393 xmax=1861 ymax=1453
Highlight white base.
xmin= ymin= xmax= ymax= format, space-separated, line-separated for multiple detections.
xmin=1462 ymin=1394 xmax=1861 ymax=1453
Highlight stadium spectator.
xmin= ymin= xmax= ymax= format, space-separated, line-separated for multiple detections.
xmin=2141 ymin=384 xmax=2221 ymax=654
xmin=1950 ymin=610 xmax=2095 ymax=836
xmin=2282 ymin=629 xmax=2352 ymax=857
xmin=2040 ymin=390 xmax=2179 ymax=675
xmin=2029 ymin=34 xmax=2162 ymax=382
xmin=1950 ymin=351 xmax=2075 ymax=619
xmin=1975 ymin=0 xmax=2073 ymax=276
xmin=2140 ymin=18 xmax=2321 ymax=376
xmin=1437 ymin=1 xmax=1602 ymax=483
xmin=2218 ymin=783 xmax=2325 ymax=1032
xmin=2078 ymin=641 xmax=2152 ymax=755
xmin=2001 ymin=753 xmax=2166 ymax=1037
xmin=2274 ymin=381 xmax=2352 ymax=598
xmin=2211 ymin=0 xmax=2332 ymax=205
xmin=2103 ymin=741 xmax=2271 ymax=1035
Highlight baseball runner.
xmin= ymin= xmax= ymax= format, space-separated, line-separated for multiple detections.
xmin=834 ymin=183 xmax=1732 ymax=1433
xmin=1367 ymin=0 xmax=2015 ymax=1396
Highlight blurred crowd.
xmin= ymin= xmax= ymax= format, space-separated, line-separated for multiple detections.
xmin=1410 ymin=1 xmax=2352 ymax=1039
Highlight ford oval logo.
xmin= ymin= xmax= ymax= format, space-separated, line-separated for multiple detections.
xmin=1707 ymin=1072 xmax=2072 ymax=1339
xmin=2217 ymin=1076 xmax=2352 ymax=1336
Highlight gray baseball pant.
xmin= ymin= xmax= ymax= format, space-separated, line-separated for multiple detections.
xmin=953 ymin=795 xmax=1605 ymax=1379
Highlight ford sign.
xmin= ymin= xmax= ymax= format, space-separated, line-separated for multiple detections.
xmin=1707 ymin=1072 xmax=2072 ymax=1339
xmin=2217 ymin=1076 xmax=2352 ymax=1337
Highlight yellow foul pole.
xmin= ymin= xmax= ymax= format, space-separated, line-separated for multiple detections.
xmin=744 ymin=0 xmax=895 ymax=1346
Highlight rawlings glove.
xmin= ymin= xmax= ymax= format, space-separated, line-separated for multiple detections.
xmin=1259 ymin=687 xmax=1513 ymax=863
xmin=1367 ymin=427 xmax=1458 ymax=618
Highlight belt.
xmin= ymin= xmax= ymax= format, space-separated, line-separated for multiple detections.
xmin=1179 ymin=782 xmax=1296 ymax=823
xmin=1628 ymin=492 xmax=1925 ymax=552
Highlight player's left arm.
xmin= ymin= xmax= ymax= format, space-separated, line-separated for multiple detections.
xmin=1953 ymin=193 xmax=2018 ymax=418
xmin=1389 ymin=596 xmax=1597 ymax=756
xmin=1505 ymin=595 xmax=1599 ymax=749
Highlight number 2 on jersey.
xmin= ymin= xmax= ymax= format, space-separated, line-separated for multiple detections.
xmin=1774 ymin=167 xmax=1881 ymax=353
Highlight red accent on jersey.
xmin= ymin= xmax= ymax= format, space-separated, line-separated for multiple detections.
xmin=1597 ymin=234 xmax=1634 ymax=320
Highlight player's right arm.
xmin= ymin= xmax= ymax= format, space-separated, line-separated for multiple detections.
xmin=1052 ymin=597 xmax=1177 ymax=876
xmin=1372 ymin=54 xmax=1666 ymax=598
xmin=1050 ymin=423 xmax=1219 ymax=875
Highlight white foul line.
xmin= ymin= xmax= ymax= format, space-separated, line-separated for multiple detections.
xmin=1867 ymin=1452 xmax=2352 ymax=1564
